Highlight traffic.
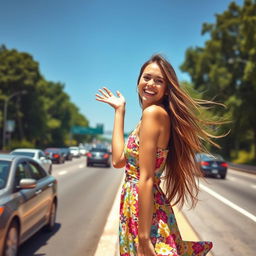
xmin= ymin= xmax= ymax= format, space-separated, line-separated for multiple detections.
xmin=0 ymin=143 xmax=112 ymax=256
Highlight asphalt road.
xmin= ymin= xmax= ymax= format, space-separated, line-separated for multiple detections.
xmin=182 ymin=168 xmax=256 ymax=256
xmin=18 ymin=158 xmax=255 ymax=256
xmin=19 ymin=157 xmax=124 ymax=256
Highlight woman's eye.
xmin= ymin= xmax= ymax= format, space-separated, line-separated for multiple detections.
xmin=143 ymin=76 xmax=150 ymax=81
xmin=156 ymin=79 xmax=163 ymax=84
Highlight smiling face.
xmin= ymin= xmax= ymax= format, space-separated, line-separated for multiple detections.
xmin=138 ymin=62 xmax=167 ymax=109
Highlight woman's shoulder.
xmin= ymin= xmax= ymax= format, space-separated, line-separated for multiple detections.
xmin=142 ymin=104 xmax=169 ymax=121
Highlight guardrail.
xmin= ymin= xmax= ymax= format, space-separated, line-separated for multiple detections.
xmin=228 ymin=162 xmax=256 ymax=175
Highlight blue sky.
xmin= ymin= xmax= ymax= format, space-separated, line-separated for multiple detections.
xmin=1 ymin=0 xmax=243 ymax=135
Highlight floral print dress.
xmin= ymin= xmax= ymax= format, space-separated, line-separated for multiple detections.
xmin=119 ymin=129 xmax=213 ymax=256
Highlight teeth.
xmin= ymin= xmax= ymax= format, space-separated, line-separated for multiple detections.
xmin=144 ymin=89 xmax=156 ymax=95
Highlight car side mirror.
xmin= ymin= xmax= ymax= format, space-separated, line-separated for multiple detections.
xmin=19 ymin=179 xmax=37 ymax=189
xmin=40 ymin=156 xmax=46 ymax=160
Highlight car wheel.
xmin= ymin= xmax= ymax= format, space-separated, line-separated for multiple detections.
xmin=45 ymin=201 xmax=57 ymax=232
xmin=87 ymin=163 xmax=90 ymax=167
xmin=220 ymin=174 xmax=226 ymax=179
xmin=4 ymin=221 xmax=19 ymax=256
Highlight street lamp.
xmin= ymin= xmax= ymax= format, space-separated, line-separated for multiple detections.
xmin=2 ymin=90 xmax=27 ymax=149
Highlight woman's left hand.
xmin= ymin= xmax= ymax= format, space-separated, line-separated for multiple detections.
xmin=137 ymin=239 xmax=157 ymax=256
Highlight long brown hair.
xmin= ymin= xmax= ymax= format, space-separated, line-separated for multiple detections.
xmin=137 ymin=54 xmax=222 ymax=208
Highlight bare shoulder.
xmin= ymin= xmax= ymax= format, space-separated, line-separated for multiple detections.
xmin=142 ymin=105 xmax=169 ymax=122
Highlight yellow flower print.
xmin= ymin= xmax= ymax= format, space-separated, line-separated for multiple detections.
xmin=159 ymin=220 xmax=170 ymax=238
xmin=155 ymin=242 xmax=172 ymax=255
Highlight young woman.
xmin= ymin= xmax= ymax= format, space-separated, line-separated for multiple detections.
xmin=96 ymin=54 xmax=213 ymax=256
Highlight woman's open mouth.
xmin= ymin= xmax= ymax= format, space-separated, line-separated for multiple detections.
xmin=143 ymin=89 xmax=156 ymax=96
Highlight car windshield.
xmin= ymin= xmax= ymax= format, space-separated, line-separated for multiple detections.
xmin=90 ymin=148 xmax=108 ymax=153
xmin=0 ymin=161 xmax=11 ymax=189
xmin=197 ymin=154 xmax=224 ymax=161
xmin=11 ymin=152 xmax=35 ymax=157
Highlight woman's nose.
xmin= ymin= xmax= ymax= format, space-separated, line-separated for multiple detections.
xmin=147 ymin=79 xmax=155 ymax=86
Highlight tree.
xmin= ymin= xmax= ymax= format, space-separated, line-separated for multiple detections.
xmin=0 ymin=45 xmax=89 ymax=149
xmin=180 ymin=0 xmax=256 ymax=161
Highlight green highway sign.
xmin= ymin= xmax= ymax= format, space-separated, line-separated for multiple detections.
xmin=72 ymin=125 xmax=103 ymax=135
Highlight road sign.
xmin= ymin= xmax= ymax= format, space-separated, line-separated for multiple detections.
xmin=71 ymin=125 xmax=103 ymax=135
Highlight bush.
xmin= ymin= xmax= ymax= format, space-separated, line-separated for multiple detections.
xmin=8 ymin=139 xmax=35 ymax=150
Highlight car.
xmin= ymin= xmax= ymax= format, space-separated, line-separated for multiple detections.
xmin=69 ymin=146 xmax=80 ymax=158
xmin=196 ymin=153 xmax=228 ymax=179
xmin=79 ymin=147 xmax=87 ymax=156
xmin=86 ymin=147 xmax=111 ymax=167
xmin=10 ymin=148 xmax=53 ymax=174
xmin=60 ymin=147 xmax=73 ymax=161
xmin=44 ymin=148 xmax=65 ymax=164
xmin=0 ymin=154 xmax=58 ymax=256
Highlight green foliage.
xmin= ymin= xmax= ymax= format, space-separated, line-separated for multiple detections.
xmin=9 ymin=139 xmax=35 ymax=150
xmin=0 ymin=45 xmax=89 ymax=148
xmin=180 ymin=0 xmax=256 ymax=162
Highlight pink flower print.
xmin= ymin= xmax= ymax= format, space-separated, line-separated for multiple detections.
xmin=155 ymin=157 xmax=164 ymax=169
xmin=128 ymin=217 xmax=138 ymax=236
xmin=155 ymin=192 xmax=164 ymax=205
xmin=127 ymin=136 xmax=136 ymax=149
xmin=192 ymin=242 xmax=205 ymax=254
xmin=157 ymin=209 xmax=168 ymax=223
xmin=166 ymin=235 xmax=176 ymax=248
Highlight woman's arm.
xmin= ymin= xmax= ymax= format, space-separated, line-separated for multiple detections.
xmin=138 ymin=105 xmax=163 ymax=256
xmin=96 ymin=88 xmax=126 ymax=168
xmin=112 ymin=105 xmax=126 ymax=168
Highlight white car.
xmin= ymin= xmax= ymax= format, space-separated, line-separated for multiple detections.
xmin=79 ymin=147 xmax=86 ymax=156
xmin=69 ymin=146 xmax=80 ymax=158
xmin=10 ymin=148 xmax=53 ymax=174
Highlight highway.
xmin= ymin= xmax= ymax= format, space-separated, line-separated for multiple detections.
xmin=19 ymin=157 xmax=123 ymax=256
xmin=18 ymin=158 xmax=256 ymax=256
xmin=183 ymin=169 xmax=256 ymax=256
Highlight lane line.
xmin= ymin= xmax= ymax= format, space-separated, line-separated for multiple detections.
xmin=200 ymin=184 xmax=256 ymax=223
xmin=79 ymin=164 xmax=85 ymax=168
xmin=58 ymin=170 xmax=67 ymax=175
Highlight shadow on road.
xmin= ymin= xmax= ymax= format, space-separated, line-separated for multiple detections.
xmin=19 ymin=223 xmax=61 ymax=256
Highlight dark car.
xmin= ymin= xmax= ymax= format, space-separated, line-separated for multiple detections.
xmin=196 ymin=153 xmax=228 ymax=179
xmin=0 ymin=154 xmax=58 ymax=256
xmin=60 ymin=147 xmax=73 ymax=161
xmin=44 ymin=148 xmax=65 ymax=164
xmin=86 ymin=147 xmax=111 ymax=167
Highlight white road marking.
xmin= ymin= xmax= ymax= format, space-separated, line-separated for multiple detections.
xmin=200 ymin=184 xmax=256 ymax=223
xmin=58 ymin=170 xmax=67 ymax=175
xmin=79 ymin=164 xmax=85 ymax=168
xmin=251 ymin=185 xmax=256 ymax=190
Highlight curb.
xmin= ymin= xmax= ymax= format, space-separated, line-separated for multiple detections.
xmin=95 ymin=177 xmax=214 ymax=256
xmin=94 ymin=175 xmax=123 ymax=256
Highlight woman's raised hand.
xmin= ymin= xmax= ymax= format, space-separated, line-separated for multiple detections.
xmin=96 ymin=87 xmax=126 ymax=110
